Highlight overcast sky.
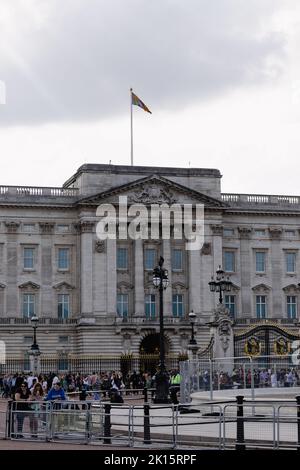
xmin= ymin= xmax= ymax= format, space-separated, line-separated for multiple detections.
xmin=1 ymin=0 xmax=300 ymax=195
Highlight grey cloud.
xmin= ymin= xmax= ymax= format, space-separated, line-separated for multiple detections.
xmin=0 ymin=0 xmax=286 ymax=125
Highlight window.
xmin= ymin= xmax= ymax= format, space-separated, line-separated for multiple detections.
xmin=286 ymin=252 xmax=296 ymax=273
xmin=256 ymin=295 xmax=267 ymax=319
xmin=255 ymin=230 xmax=266 ymax=237
xmin=224 ymin=251 xmax=235 ymax=272
xmin=24 ymin=336 xmax=33 ymax=344
xmin=58 ymin=294 xmax=70 ymax=319
xmin=172 ymin=294 xmax=184 ymax=317
xmin=117 ymin=294 xmax=129 ymax=318
xmin=172 ymin=249 xmax=183 ymax=271
xmin=23 ymin=247 xmax=34 ymax=269
xmin=23 ymin=352 xmax=30 ymax=372
xmin=255 ymin=252 xmax=266 ymax=273
xmin=145 ymin=249 xmax=156 ymax=270
xmin=23 ymin=224 xmax=35 ymax=233
xmin=145 ymin=294 xmax=156 ymax=319
xmin=23 ymin=294 xmax=35 ymax=318
xmin=58 ymin=354 xmax=69 ymax=371
xmin=58 ymin=336 xmax=69 ymax=344
xmin=225 ymin=295 xmax=236 ymax=317
xmin=57 ymin=225 xmax=69 ymax=233
xmin=223 ymin=228 xmax=234 ymax=237
xmin=287 ymin=296 xmax=297 ymax=319
xmin=58 ymin=248 xmax=70 ymax=270
xmin=285 ymin=230 xmax=296 ymax=237
xmin=117 ymin=248 xmax=128 ymax=269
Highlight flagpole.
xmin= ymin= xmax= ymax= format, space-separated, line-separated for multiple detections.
xmin=130 ymin=88 xmax=133 ymax=166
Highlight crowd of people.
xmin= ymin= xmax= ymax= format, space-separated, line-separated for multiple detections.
xmin=196 ymin=366 xmax=300 ymax=390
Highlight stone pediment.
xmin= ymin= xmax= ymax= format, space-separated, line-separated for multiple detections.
xmin=53 ymin=282 xmax=75 ymax=290
xmin=78 ymin=175 xmax=225 ymax=208
xmin=18 ymin=281 xmax=40 ymax=290
xmin=283 ymin=284 xmax=299 ymax=292
xmin=252 ymin=283 xmax=271 ymax=292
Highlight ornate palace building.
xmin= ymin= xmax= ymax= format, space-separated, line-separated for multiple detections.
xmin=0 ymin=163 xmax=299 ymax=370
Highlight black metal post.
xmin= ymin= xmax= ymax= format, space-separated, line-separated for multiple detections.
xmin=236 ymin=395 xmax=245 ymax=450
xmin=296 ymin=395 xmax=300 ymax=451
xmin=143 ymin=403 xmax=151 ymax=444
xmin=103 ymin=404 xmax=111 ymax=444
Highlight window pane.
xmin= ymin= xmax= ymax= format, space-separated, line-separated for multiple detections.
xmin=256 ymin=252 xmax=265 ymax=272
xmin=225 ymin=295 xmax=236 ymax=316
xmin=117 ymin=294 xmax=128 ymax=317
xmin=117 ymin=248 xmax=128 ymax=269
xmin=23 ymin=294 xmax=35 ymax=318
xmin=145 ymin=249 xmax=156 ymax=270
xmin=58 ymin=248 xmax=69 ymax=270
xmin=172 ymin=294 xmax=184 ymax=317
xmin=286 ymin=253 xmax=296 ymax=273
xmin=256 ymin=295 xmax=266 ymax=319
xmin=172 ymin=249 xmax=183 ymax=270
xmin=287 ymin=296 xmax=297 ymax=319
xmin=58 ymin=294 xmax=69 ymax=319
xmin=24 ymin=248 xmax=34 ymax=269
xmin=224 ymin=252 xmax=235 ymax=272
xmin=145 ymin=294 xmax=155 ymax=318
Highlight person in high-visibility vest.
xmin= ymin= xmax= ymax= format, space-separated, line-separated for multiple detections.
xmin=170 ymin=370 xmax=181 ymax=404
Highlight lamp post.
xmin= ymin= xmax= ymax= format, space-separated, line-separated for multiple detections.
xmin=187 ymin=310 xmax=199 ymax=360
xmin=209 ymin=266 xmax=232 ymax=304
xmin=152 ymin=256 xmax=170 ymax=404
xmin=30 ymin=315 xmax=41 ymax=374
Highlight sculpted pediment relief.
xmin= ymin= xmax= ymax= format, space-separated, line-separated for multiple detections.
xmin=78 ymin=175 xmax=225 ymax=208
xmin=18 ymin=281 xmax=40 ymax=290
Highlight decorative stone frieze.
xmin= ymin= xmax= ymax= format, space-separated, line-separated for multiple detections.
xmin=5 ymin=221 xmax=20 ymax=233
xmin=201 ymin=242 xmax=212 ymax=255
xmin=129 ymin=185 xmax=177 ymax=205
xmin=95 ymin=240 xmax=106 ymax=253
xmin=210 ymin=224 xmax=223 ymax=236
xmin=238 ymin=226 xmax=252 ymax=238
xmin=39 ymin=222 xmax=55 ymax=234
xmin=79 ymin=221 xmax=95 ymax=233
xmin=268 ymin=226 xmax=283 ymax=238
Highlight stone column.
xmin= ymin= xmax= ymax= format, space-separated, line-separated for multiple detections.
xmin=5 ymin=222 xmax=19 ymax=316
xmin=189 ymin=249 xmax=201 ymax=314
xmin=163 ymin=239 xmax=172 ymax=316
xmin=134 ymin=239 xmax=144 ymax=315
xmin=39 ymin=223 xmax=55 ymax=316
xmin=269 ymin=227 xmax=283 ymax=317
xmin=210 ymin=224 xmax=223 ymax=311
xmin=106 ymin=238 xmax=117 ymax=316
xmin=238 ymin=226 xmax=252 ymax=317
xmin=80 ymin=221 xmax=94 ymax=317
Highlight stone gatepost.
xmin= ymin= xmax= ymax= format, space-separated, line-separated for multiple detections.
xmin=209 ymin=304 xmax=234 ymax=374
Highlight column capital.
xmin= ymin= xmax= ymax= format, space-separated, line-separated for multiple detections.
xmin=210 ymin=224 xmax=223 ymax=236
xmin=268 ymin=226 xmax=282 ymax=239
xmin=79 ymin=221 xmax=95 ymax=233
xmin=39 ymin=222 xmax=55 ymax=234
xmin=5 ymin=221 xmax=20 ymax=233
xmin=238 ymin=226 xmax=252 ymax=239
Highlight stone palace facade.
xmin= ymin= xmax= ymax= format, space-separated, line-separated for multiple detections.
xmin=0 ymin=163 xmax=300 ymax=365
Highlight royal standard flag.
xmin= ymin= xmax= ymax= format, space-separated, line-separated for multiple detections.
xmin=131 ymin=91 xmax=152 ymax=114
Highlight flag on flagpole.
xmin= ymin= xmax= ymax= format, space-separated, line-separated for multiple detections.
xmin=131 ymin=90 xmax=152 ymax=114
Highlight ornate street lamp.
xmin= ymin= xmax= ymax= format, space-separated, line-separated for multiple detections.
xmin=209 ymin=266 xmax=232 ymax=304
xmin=152 ymin=256 xmax=170 ymax=404
xmin=30 ymin=315 xmax=40 ymax=352
xmin=188 ymin=310 xmax=197 ymax=346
